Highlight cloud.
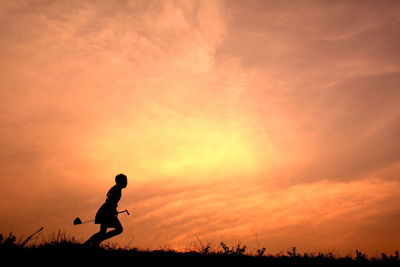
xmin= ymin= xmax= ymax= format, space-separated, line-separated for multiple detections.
xmin=1 ymin=0 xmax=399 ymax=255
xmin=113 ymin=177 xmax=400 ymax=253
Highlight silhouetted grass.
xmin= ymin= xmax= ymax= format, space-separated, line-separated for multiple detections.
xmin=1 ymin=231 xmax=399 ymax=266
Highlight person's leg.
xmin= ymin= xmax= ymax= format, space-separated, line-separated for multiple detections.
xmin=84 ymin=224 xmax=107 ymax=247
xmin=103 ymin=218 xmax=123 ymax=240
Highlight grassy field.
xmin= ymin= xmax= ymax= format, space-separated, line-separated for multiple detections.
xmin=1 ymin=231 xmax=399 ymax=266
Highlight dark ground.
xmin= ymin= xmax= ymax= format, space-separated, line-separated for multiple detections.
xmin=1 ymin=232 xmax=399 ymax=266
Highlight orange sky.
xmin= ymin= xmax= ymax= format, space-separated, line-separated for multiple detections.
xmin=1 ymin=0 xmax=400 ymax=255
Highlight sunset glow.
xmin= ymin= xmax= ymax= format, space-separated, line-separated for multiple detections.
xmin=1 ymin=0 xmax=400 ymax=255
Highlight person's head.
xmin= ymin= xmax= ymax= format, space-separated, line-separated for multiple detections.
xmin=115 ymin=173 xmax=127 ymax=188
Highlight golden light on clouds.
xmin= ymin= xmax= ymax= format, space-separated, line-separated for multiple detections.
xmin=1 ymin=0 xmax=400 ymax=255
xmin=86 ymin=109 xmax=263 ymax=183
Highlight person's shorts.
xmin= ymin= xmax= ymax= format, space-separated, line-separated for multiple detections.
xmin=94 ymin=204 xmax=119 ymax=227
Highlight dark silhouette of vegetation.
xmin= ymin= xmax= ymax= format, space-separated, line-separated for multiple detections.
xmin=1 ymin=230 xmax=399 ymax=266
xmin=220 ymin=242 xmax=247 ymax=255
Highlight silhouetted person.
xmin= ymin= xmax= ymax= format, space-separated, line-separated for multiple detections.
xmin=85 ymin=173 xmax=128 ymax=247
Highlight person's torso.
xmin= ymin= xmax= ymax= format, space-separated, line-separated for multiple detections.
xmin=105 ymin=185 xmax=121 ymax=208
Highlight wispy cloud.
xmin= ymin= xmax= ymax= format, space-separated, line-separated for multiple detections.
xmin=1 ymin=0 xmax=399 ymax=255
